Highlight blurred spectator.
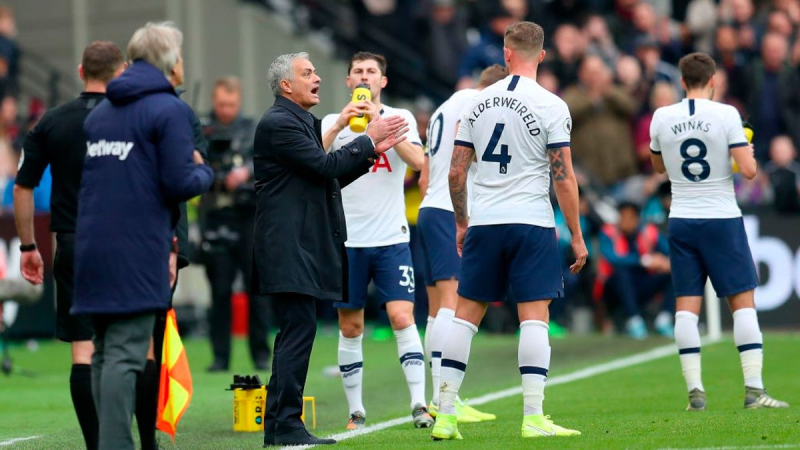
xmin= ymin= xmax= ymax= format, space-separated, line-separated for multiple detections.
xmin=424 ymin=0 xmax=468 ymax=88
xmin=634 ymin=82 xmax=676 ymax=172
xmin=781 ymin=48 xmax=800 ymax=152
xmin=711 ymin=68 xmax=745 ymax=115
xmin=0 ymin=6 xmax=18 ymax=94
xmin=766 ymin=10 xmax=794 ymax=39
xmin=641 ymin=180 xmax=671 ymax=229
xmin=616 ymin=54 xmax=649 ymax=109
xmin=547 ymin=24 xmax=586 ymax=88
xmin=720 ymin=0 xmax=759 ymax=56
xmin=764 ymin=135 xmax=800 ymax=214
xmin=597 ymin=202 xmax=674 ymax=340
xmin=584 ymin=14 xmax=620 ymax=70
xmin=734 ymin=170 xmax=773 ymax=206
xmin=456 ymin=2 xmax=519 ymax=89
xmin=684 ymin=0 xmax=717 ymax=55
xmin=635 ymin=36 xmax=682 ymax=96
xmin=714 ymin=24 xmax=747 ymax=101
xmin=537 ymin=65 xmax=560 ymax=93
xmin=564 ymin=55 xmax=638 ymax=188
xmin=741 ymin=32 xmax=791 ymax=161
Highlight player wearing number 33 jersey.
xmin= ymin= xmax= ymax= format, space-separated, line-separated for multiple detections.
xmin=650 ymin=53 xmax=787 ymax=414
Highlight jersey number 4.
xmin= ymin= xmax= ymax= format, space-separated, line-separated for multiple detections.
xmin=680 ymin=138 xmax=710 ymax=182
xmin=482 ymin=123 xmax=511 ymax=174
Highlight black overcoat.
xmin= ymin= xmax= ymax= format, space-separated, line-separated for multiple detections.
xmin=253 ymin=96 xmax=375 ymax=301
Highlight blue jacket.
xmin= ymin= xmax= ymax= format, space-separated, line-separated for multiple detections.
xmin=73 ymin=60 xmax=214 ymax=314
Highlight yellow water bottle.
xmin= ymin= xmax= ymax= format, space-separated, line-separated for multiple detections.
xmin=349 ymin=83 xmax=371 ymax=133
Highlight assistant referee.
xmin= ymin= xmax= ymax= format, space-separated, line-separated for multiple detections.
xmin=13 ymin=41 xmax=126 ymax=450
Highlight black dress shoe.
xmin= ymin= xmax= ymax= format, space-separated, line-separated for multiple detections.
xmin=206 ymin=360 xmax=229 ymax=373
xmin=275 ymin=428 xmax=336 ymax=445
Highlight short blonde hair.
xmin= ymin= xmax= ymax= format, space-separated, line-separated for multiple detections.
xmin=504 ymin=21 xmax=545 ymax=56
xmin=127 ymin=22 xmax=183 ymax=79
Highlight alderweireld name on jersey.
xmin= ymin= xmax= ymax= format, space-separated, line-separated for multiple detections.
xmin=466 ymin=96 xmax=541 ymax=137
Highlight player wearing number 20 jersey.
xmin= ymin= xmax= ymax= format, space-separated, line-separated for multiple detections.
xmin=650 ymin=53 xmax=787 ymax=413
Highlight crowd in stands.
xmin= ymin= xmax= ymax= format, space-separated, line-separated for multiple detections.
xmin=277 ymin=0 xmax=800 ymax=336
xmin=6 ymin=1 xmax=800 ymax=338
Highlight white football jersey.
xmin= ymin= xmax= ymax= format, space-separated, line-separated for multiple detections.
xmin=420 ymin=89 xmax=478 ymax=212
xmin=321 ymin=105 xmax=422 ymax=247
xmin=650 ymin=98 xmax=748 ymax=219
xmin=455 ymin=75 xmax=571 ymax=228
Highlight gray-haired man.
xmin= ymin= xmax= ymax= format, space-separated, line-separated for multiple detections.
xmin=254 ymin=52 xmax=407 ymax=446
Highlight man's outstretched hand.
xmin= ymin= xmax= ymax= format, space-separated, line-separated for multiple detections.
xmin=367 ymin=115 xmax=408 ymax=154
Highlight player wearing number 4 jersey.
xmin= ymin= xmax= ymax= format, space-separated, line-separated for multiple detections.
xmin=321 ymin=52 xmax=432 ymax=430
xmin=649 ymin=53 xmax=788 ymax=412
xmin=418 ymin=65 xmax=507 ymax=424
xmin=431 ymin=22 xmax=587 ymax=442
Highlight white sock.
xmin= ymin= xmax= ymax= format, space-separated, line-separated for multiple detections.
xmin=439 ymin=318 xmax=477 ymax=415
xmin=338 ymin=332 xmax=365 ymax=415
xmin=424 ymin=316 xmax=435 ymax=363
xmin=675 ymin=311 xmax=704 ymax=392
xmin=430 ymin=308 xmax=455 ymax=406
xmin=733 ymin=308 xmax=764 ymax=389
xmin=519 ymin=320 xmax=550 ymax=416
xmin=395 ymin=324 xmax=426 ymax=409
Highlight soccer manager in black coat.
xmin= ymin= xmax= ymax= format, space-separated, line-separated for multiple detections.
xmin=255 ymin=52 xmax=407 ymax=446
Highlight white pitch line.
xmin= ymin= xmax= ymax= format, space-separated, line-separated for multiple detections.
xmin=281 ymin=339 xmax=720 ymax=449
xmin=659 ymin=445 xmax=800 ymax=450
xmin=0 ymin=436 xmax=43 ymax=447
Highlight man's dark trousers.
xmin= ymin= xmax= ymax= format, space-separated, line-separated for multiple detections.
xmin=205 ymin=211 xmax=271 ymax=367
xmin=263 ymin=294 xmax=317 ymax=444
xmin=92 ymin=312 xmax=156 ymax=450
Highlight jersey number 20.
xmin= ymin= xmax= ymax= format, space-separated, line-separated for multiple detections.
xmin=482 ymin=123 xmax=511 ymax=174
xmin=680 ymin=138 xmax=710 ymax=182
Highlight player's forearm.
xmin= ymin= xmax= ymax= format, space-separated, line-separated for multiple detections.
xmin=449 ymin=145 xmax=474 ymax=227
xmin=553 ymin=177 xmax=583 ymax=241
xmin=322 ymin=123 xmax=345 ymax=152
xmin=651 ymin=153 xmax=666 ymax=174
xmin=13 ymin=185 xmax=36 ymax=245
xmin=550 ymin=146 xmax=583 ymax=240
xmin=395 ymin=141 xmax=424 ymax=171
xmin=419 ymin=156 xmax=430 ymax=197
xmin=449 ymin=168 xmax=469 ymax=227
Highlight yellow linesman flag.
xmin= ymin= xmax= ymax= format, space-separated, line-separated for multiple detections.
xmin=157 ymin=308 xmax=193 ymax=440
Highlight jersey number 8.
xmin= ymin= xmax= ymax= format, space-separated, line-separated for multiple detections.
xmin=680 ymin=138 xmax=710 ymax=182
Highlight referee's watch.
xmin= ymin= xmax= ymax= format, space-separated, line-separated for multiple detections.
xmin=19 ymin=242 xmax=37 ymax=252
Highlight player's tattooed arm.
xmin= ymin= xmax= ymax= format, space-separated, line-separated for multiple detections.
xmin=449 ymin=144 xmax=474 ymax=226
xmin=549 ymin=146 xmax=568 ymax=181
xmin=549 ymin=145 xmax=588 ymax=274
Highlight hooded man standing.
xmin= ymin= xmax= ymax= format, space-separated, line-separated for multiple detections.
xmin=74 ymin=22 xmax=213 ymax=450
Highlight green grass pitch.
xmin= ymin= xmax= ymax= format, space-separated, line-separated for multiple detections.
xmin=1 ymin=331 xmax=798 ymax=449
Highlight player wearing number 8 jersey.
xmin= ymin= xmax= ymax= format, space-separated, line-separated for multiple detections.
xmin=431 ymin=21 xmax=587 ymax=442
xmin=649 ymin=52 xmax=788 ymax=412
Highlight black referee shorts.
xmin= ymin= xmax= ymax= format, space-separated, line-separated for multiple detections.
xmin=54 ymin=233 xmax=94 ymax=342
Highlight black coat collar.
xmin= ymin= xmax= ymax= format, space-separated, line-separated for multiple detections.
xmin=274 ymin=95 xmax=322 ymax=147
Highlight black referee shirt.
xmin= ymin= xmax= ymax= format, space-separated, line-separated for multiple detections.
xmin=16 ymin=92 xmax=105 ymax=233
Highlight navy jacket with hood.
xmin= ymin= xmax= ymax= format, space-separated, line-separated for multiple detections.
xmin=73 ymin=60 xmax=214 ymax=315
